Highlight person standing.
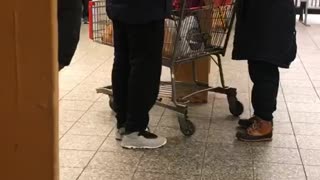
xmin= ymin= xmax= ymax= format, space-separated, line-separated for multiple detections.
xmin=106 ymin=0 xmax=171 ymax=149
xmin=58 ymin=0 xmax=82 ymax=70
xmin=232 ymin=0 xmax=297 ymax=141
xmin=82 ymin=0 xmax=89 ymax=24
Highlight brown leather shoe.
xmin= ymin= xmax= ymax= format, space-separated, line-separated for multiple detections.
xmin=236 ymin=117 xmax=273 ymax=142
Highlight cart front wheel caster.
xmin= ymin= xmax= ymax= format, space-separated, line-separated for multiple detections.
xmin=228 ymin=96 xmax=244 ymax=117
xmin=178 ymin=115 xmax=195 ymax=136
xmin=108 ymin=96 xmax=115 ymax=111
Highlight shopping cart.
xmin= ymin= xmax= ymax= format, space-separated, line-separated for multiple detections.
xmin=89 ymin=0 xmax=244 ymax=136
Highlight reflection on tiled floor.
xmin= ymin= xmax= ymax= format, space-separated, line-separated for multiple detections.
xmin=59 ymin=16 xmax=320 ymax=180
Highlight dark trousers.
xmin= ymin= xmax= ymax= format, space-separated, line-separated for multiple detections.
xmin=248 ymin=61 xmax=280 ymax=121
xmin=112 ymin=20 xmax=164 ymax=133
xmin=58 ymin=2 xmax=81 ymax=69
xmin=82 ymin=0 xmax=89 ymax=18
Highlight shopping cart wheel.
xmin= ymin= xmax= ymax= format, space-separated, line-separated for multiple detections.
xmin=108 ymin=95 xmax=115 ymax=111
xmin=227 ymin=96 xmax=244 ymax=117
xmin=178 ymin=115 xmax=195 ymax=136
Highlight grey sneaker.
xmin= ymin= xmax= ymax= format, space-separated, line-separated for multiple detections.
xmin=121 ymin=131 xmax=167 ymax=149
xmin=115 ymin=127 xmax=125 ymax=141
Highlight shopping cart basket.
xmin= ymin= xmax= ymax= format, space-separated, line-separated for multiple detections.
xmin=89 ymin=0 xmax=244 ymax=136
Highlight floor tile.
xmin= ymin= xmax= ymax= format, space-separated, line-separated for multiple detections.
xmin=293 ymin=123 xmax=320 ymax=136
xmin=207 ymin=129 xmax=247 ymax=145
xmin=254 ymin=163 xmax=306 ymax=180
xmin=296 ymin=135 xmax=320 ymax=150
xmin=88 ymin=101 xmax=113 ymax=112
xmin=251 ymin=147 xmax=302 ymax=165
xmin=284 ymin=94 xmax=320 ymax=103
xmin=300 ymin=149 xmax=320 ymax=166
xmin=59 ymin=110 xmax=86 ymax=122
xmin=98 ymin=136 xmax=147 ymax=155
xmin=60 ymin=150 xmax=95 ymax=168
xmin=78 ymin=169 xmax=133 ymax=180
xmin=287 ymin=102 xmax=320 ymax=113
xmin=67 ymin=121 xmax=114 ymax=136
xmin=155 ymin=126 xmax=208 ymax=143
xmin=87 ymin=151 xmax=143 ymax=173
xmin=305 ymin=165 xmax=320 ymax=180
xmin=134 ymin=172 xmax=200 ymax=180
xmin=290 ymin=112 xmax=320 ymax=124
xmin=251 ymin=134 xmax=297 ymax=149
xmin=59 ymin=100 xmax=94 ymax=111
xmin=273 ymin=122 xmax=294 ymax=134
xmin=202 ymin=159 xmax=253 ymax=180
xmin=273 ymin=111 xmax=290 ymax=122
xmin=60 ymin=134 xmax=105 ymax=151
xmin=205 ymin=143 xmax=253 ymax=161
xmin=63 ymin=89 xmax=102 ymax=101
xmin=158 ymin=115 xmax=211 ymax=130
xmin=60 ymin=167 xmax=83 ymax=180
xmin=59 ymin=121 xmax=75 ymax=137
xmin=78 ymin=111 xmax=115 ymax=124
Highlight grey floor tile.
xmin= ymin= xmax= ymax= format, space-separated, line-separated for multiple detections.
xmin=159 ymin=115 xmax=211 ymax=130
xmin=287 ymin=102 xmax=320 ymax=113
xmin=150 ymin=106 xmax=166 ymax=116
xmin=60 ymin=167 xmax=83 ymax=180
xmin=251 ymin=134 xmax=297 ymax=149
xmin=282 ymin=86 xmax=318 ymax=96
xmin=60 ymin=134 xmax=105 ymax=151
xmin=210 ymin=116 xmax=239 ymax=131
xmin=300 ymin=149 xmax=320 ymax=166
xmin=252 ymin=147 xmax=302 ymax=165
xmin=155 ymin=126 xmax=208 ymax=143
xmin=305 ymin=165 xmax=320 ymax=180
xmin=88 ymin=101 xmax=113 ymax=112
xmin=59 ymin=110 xmax=86 ymax=122
xmin=284 ymin=94 xmax=320 ymax=103
xmin=60 ymin=150 xmax=95 ymax=168
xmin=149 ymin=115 xmax=162 ymax=127
xmin=78 ymin=169 xmax=133 ymax=180
xmin=254 ymin=163 xmax=306 ymax=180
xmin=134 ymin=172 xmax=200 ymax=180
xmin=290 ymin=112 xmax=320 ymax=124
xmin=87 ymin=151 xmax=143 ymax=173
xmin=273 ymin=122 xmax=294 ymax=134
xmin=202 ymin=159 xmax=254 ymax=180
xmin=138 ymin=141 xmax=205 ymax=175
xmin=67 ymin=121 xmax=114 ymax=136
xmin=59 ymin=100 xmax=94 ymax=111
xmin=59 ymin=121 xmax=75 ymax=137
xmin=293 ymin=123 xmax=320 ymax=136
xmin=273 ymin=111 xmax=290 ymax=122
xmin=63 ymin=89 xmax=102 ymax=101
xmin=78 ymin=111 xmax=115 ymax=124
xmin=207 ymin=129 xmax=248 ymax=145
xmin=297 ymin=135 xmax=320 ymax=150
xmin=281 ymin=80 xmax=314 ymax=88
xmin=205 ymin=143 xmax=253 ymax=161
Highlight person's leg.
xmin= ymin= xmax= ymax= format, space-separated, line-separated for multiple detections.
xmin=58 ymin=5 xmax=82 ymax=70
xmin=120 ymin=20 xmax=167 ymax=149
xmin=81 ymin=0 xmax=89 ymax=23
xmin=125 ymin=20 xmax=164 ymax=133
xmin=237 ymin=60 xmax=279 ymax=141
xmin=112 ymin=20 xmax=130 ymax=131
xmin=249 ymin=61 xmax=279 ymax=121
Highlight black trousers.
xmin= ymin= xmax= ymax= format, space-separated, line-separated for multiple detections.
xmin=82 ymin=0 xmax=89 ymax=18
xmin=112 ymin=20 xmax=164 ymax=133
xmin=58 ymin=1 xmax=81 ymax=69
xmin=248 ymin=60 xmax=280 ymax=121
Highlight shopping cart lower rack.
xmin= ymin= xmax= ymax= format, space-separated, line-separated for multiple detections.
xmin=90 ymin=0 xmax=244 ymax=136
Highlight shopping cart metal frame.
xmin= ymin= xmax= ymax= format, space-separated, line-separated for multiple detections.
xmin=91 ymin=0 xmax=244 ymax=136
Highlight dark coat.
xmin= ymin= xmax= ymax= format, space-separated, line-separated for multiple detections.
xmin=58 ymin=0 xmax=82 ymax=69
xmin=106 ymin=0 xmax=172 ymax=24
xmin=232 ymin=0 xmax=297 ymax=68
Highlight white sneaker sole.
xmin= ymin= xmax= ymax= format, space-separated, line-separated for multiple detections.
xmin=121 ymin=139 xmax=167 ymax=149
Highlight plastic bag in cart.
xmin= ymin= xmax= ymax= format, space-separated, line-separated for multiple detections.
xmin=173 ymin=0 xmax=233 ymax=10
xmin=163 ymin=16 xmax=205 ymax=58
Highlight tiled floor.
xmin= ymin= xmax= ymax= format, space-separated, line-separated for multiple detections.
xmin=59 ymin=16 xmax=320 ymax=180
